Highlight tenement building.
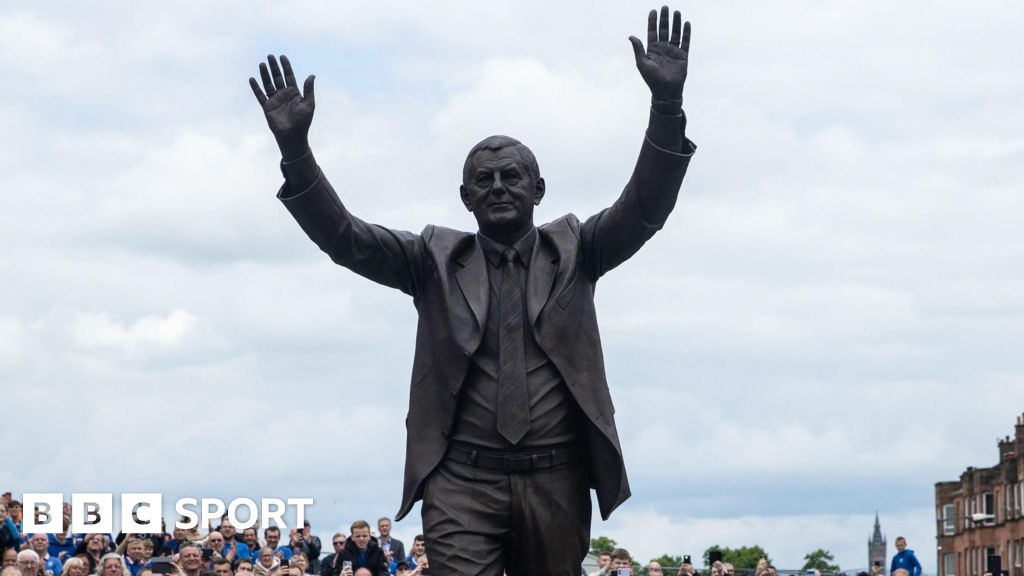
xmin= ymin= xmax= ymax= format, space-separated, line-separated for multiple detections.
xmin=936 ymin=414 xmax=1024 ymax=576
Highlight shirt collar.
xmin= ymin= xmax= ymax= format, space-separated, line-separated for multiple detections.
xmin=477 ymin=228 xmax=536 ymax=269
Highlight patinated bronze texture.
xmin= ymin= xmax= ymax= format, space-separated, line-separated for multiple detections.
xmin=249 ymin=6 xmax=696 ymax=575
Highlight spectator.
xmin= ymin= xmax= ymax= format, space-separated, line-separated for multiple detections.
xmin=59 ymin=558 xmax=86 ymax=576
xmin=4 ymin=568 xmax=23 ymax=576
xmin=338 ymin=522 xmax=386 ymax=576
xmin=96 ymin=555 xmax=129 ymax=576
xmin=48 ymin=518 xmax=76 ymax=562
xmin=0 ymin=503 xmax=21 ymax=552
xmin=211 ymin=559 xmax=232 ymax=576
xmin=6 ymin=504 xmax=22 ymax=535
xmin=290 ymin=555 xmax=309 ymax=576
xmin=722 ymin=563 xmax=736 ymax=576
xmin=215 ymin=521 xmax=249 ymax=563
xmin=118 ymin=541 xmax=145 ymax=576
xmin=27 ymin=536 xmax=60 ymax=576
xmin=890 ymin=538 xmax=921 ymax=576
xmin=290 ymin=523 xmax=319 ymax=575
xmin=138 ymin=542 xmax=154 ymax=566
xmin=609 ymin=550 xmax=632 ymax=575
xmin=374 ymin=520 xmax=402 ymax=574
xmin=321 ymin=534 xmax=346 ymax=576
xmin=75 ymin=535 xmax=107 ymax=574
xmin=235 ymin=561 xmax=253 ymax=576
xmin=403 ymin=538 xmax=425 ymax=574
xmin=17 ymin=550 xmax=41 ymax=576
xmin=3 ymin=550 xmax=17 ymax=569
xmin=254 ymin=548 xmax=279 ymax=576
xmin=646 ymin=562 xmax=663 ymax=576
xmin=241 ymin=533 xmax=259 ymax=562
xmin=262 ymin=530 xmax=289 ymax=563
xmin=677 ymin=559 xmax=695 ymax=576
xmin=177 ymin=544 xmax=205 ymax=576
xmin=590 ymin=553 xmax=612 ymax=576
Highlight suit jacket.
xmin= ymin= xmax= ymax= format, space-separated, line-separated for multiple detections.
xmin=278 ymin=124 xmax=695 ymax=521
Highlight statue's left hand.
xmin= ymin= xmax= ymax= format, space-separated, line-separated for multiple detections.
xmin=629 ymin=6 xmax=691 ymax=101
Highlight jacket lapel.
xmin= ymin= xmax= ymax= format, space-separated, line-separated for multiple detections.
xmin=527 ymin=233 xmax=557 ymax=327
xmin=455 ymin=240 xmax=489 ymax=337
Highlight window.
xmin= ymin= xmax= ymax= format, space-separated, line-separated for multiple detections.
xmin=944 ymin=504 xmax=956 ymax=535
xmin=984 ymin=492 xmax=996 ymax=524
xmin=945 ymin=554 xmax=956 ymax=576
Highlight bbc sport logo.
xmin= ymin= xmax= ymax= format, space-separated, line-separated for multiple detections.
xmin=21 ymin=493 xmax=314 ymax=533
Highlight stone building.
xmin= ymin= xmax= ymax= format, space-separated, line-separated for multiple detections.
xmin=935 ymin=414 xmax=1024 ymax=576
xmin=870 ymin=512 xmax=888 ymax=572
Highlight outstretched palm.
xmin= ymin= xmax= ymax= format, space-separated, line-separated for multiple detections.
xmin=249 ymin=54 xmax=315 ymax=159
xmin=629 ymin=6 xmax=691 ymax=101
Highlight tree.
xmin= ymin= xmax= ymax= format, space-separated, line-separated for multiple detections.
xmin=591 ymin=536 xmax=619 ymax=556
xmin=649 ymin=555 xmax=684 ymax=574
xmin=802 ymin=549 xmax=839 ymax=572
xmin=703 ymin=546 xmax=772 ymax=569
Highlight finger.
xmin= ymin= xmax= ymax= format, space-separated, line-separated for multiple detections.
xmin=259 ymin=62 xmax=275 ymax=95
xmin=681 ymin=20 xmax=691 ymax=54
xmin=670 ymin=10 xmax=682 ymax=46
xmin=269 ymin=54 xmax=286 ymax=91
xmin=647 ymin=9 xmax=657 ymax=47
xmin=659 ymin=6 xmax=669 ymax=43
xmin=302 ymin=75 xmax=316 ymax=107
xmin=281 ymin=55 xmax=298 ymax=88
xmin=628 ymin=36 xmax=645 ymax=66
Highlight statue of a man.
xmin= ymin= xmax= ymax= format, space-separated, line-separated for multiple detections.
xmin=249 ymin=6 xmax=695 ymax=575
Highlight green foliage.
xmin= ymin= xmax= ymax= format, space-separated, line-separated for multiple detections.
xmin=702 ymin=546 xmax=771 ymax=569
xmin=649 ymin=554 xmax=684 ymax=572
xmin=801 ymin=549 xmax=839 ymax=572
xmin=591 ymin=536 xmax=619 ymax=556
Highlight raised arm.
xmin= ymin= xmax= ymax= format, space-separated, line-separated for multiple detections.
xmin=249 ymin=55 xmax=428 ymax=296
xmin=581 ymin=6 xmax=696 ymax=279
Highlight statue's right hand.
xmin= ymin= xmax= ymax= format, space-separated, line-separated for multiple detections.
xmin=249 ymin=54 xmax=315 ymax=160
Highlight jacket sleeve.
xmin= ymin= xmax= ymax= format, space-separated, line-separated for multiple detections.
xmin=278 ymin=151 xmax=430 ymax=297
xmin=580 ymin=108 xmax=695 ymax=280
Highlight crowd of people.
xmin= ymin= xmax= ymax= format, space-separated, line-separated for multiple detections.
xmin=2 ymin=496 xmax=928 ymax=576
xmin=1 ymin=498 xmax=428 ymax=576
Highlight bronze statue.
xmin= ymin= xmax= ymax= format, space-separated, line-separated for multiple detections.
xmin=250 ymin=6 xmax=696 ymax=575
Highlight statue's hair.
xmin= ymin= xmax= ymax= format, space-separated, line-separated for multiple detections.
xmin=462 ymin=135 xmax=540 ymax=186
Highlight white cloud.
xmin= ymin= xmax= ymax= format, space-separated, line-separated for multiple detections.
xmin=71 ymin=308 xmax=196 ymax=351
xmin=1 ymin=1 xmax=1023 ymax=569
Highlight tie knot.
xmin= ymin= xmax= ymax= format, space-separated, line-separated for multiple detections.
xmin=503 ymin=247 xmax=518 ymax=264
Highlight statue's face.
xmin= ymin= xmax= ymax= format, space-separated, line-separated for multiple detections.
xmin=461 ymin=147 xmax=544 ymax=239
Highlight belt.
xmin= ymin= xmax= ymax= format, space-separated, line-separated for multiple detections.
xmin=445 ymin=442 xmax=579 ymax=473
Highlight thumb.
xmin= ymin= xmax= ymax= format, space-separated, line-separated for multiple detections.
xmin=628 ymin=36 xmax=645 ymax=67
xmin=303 ymin=75 xmax=316 ymax=107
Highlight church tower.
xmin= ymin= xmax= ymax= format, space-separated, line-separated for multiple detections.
xmin=868 ymin=512 xmax=887 ymax=572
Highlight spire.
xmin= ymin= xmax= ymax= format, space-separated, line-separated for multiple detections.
xmin=872 ymin=512 xmax=883 ymax=541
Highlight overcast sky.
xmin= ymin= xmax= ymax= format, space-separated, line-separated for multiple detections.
xmin=3 ymin=0 xmax=1024 ymax=571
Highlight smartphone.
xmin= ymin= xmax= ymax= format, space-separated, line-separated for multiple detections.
xmin=684 ymin=556 xmax=692 ymax=565
xmin=616 ymin=570 xmax=632 ymax=576
xmin=806 ymin=571 xmax=815 ymax=576
xmin=281 ymin=559 xmax=290 ymax=568
xmin=709 ymin=551 xmax=723 ymax=565
xmin=151 ymin=557 xmax=173 ymax=575
xmin=343 ymin=562 xmax=352 ymax=573
xmin=202 ymin=549 xmax=214 ymax=560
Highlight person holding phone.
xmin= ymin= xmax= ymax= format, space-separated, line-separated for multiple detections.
xmin=336 ymin=523 xmax=386 ymax=576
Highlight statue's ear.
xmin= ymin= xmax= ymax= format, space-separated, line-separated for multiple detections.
xmin=460 ymin=185 xmax=473 ymax=211
xmin=533 ymin=177 xmax=546 ymax=205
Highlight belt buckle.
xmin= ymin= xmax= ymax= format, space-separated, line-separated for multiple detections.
xmin=504 ymin=454 xmax=532 ymax=472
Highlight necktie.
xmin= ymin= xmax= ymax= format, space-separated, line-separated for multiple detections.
xmin=496 ymin=247 xmax=530 ymax=444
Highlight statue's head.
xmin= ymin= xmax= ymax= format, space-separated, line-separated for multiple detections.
xmin=460 ymin=135 xmax=545 ymax=242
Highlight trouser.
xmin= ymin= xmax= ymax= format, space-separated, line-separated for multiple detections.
xmin=421 ymin=450 xmax=592 ymax=576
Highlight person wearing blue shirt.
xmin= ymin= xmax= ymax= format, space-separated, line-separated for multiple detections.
xmin=890 ymin=537 xmax=922 ymax=576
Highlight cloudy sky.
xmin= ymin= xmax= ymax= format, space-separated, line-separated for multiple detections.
xmin=3 ymin=0 xmax=1024 ymax=571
